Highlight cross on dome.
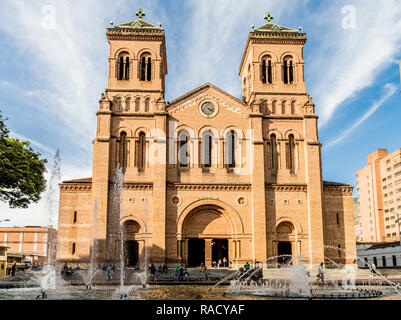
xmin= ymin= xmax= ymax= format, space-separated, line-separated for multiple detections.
xmin=136 ymin=8 xmax=145 ymax=19
xmin=264 ymin=12 xmax=274 ymax=23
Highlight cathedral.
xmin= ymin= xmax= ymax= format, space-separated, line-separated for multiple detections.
xmin=57 ymin=10 xmax=356 ymax=270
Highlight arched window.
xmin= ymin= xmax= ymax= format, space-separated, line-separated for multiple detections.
xmin=135 ymin=97 xmax=141 ymax=112
xmin=286 ymin=134 xmax=295 ymax=171
xmin=125 ymin=57 xmax=130 ymax=80
xmin=119 ymin=131 xmax=127 ymax=168
xmin=291 ymin=101 xmax=296 ymax=115
xmin=125 ymin=98 xmax=131 ymax=112
xmin=270 ymin=134 xmax=278 ymax=170
xmin=202 ymin=130 xmax=213 ymax=168
xmin=261 ymin=56 xmax=273 ymax=84
xmin=140 ymin=54 xmax=152 ymax=81
xmin=281 ymin=101 xmax=286 ymax=115
xmin=227 ymin=130 xmax=237 ymax=168
xmin=283 ymin=56 xmax=295 ymax=84
xmin=136 ymin=132 xmax=146 ymax=171
xmin=117 ymin=53 xmax=130 ymax=80
xmin=140 ymin=57 xmax=146 ymax=81
xmin=144 ymin=98 xmax=150 ymax=112
xmin=147 ymin=57 xmax=152 ymax=81
xmin=114 ymin=97 xmax=122 ymax=112
xmin=272 ymin=100 xmax=277 ymax=114
xmin=178 ymin=130 xmax=190 ymax=167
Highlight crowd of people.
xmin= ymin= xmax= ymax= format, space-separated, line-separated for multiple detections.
xmin=211 ymin=257 xmax=228 ymax=268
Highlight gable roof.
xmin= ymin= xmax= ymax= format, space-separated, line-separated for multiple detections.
xmin=166 ymin=83 xmax=245 ymax=111
xmin=115 ymin=18 xmax=161 ymax=30
xmin=255 ymin=21 xmax=298 ymax=33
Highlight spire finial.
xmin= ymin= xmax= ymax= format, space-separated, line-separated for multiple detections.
xmin=136 ymin=8 xmax=145 ymax=20
xmin=264 ymin=12 xmax=274 ymax=23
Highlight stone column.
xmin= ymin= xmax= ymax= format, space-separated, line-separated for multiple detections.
xmin=250 ymin=110 xmax=268 ymax=265
xmin=151 ymin=111 xmax=168 ymax=264
xmin=303 ymin=107 xmax=325 ymax=268
xmin=205 ymin=239 xmax=212 ymax=267
xmin=92 ymin=108 xmax=112 ymax=263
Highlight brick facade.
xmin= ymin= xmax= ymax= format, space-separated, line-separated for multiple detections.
xmin=57 ymin=12 xmax=356 ymax=269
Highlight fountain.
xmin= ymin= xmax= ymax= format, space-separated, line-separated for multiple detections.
xmin=224 ymin=249 xmax=399 ymax=299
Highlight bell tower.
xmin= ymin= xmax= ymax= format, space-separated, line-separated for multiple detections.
xmin=106 ymin=8 xmax=168 ymax=96
xmin=92 ymin=9 xmax=169 ymax=262
xmin=239 ymin=12 xmax=306 ymax=105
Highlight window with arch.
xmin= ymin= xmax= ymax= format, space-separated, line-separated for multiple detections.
xmin=125 ymin=98 xmax=131 ymax=112
xmin=136 ymin=132 xmax=146 ymax=171
xmin=261 ymin=55 xmax=273 ymax=84
xmin=271 ymin=100 xmax=277 ymax=114
xmin=144 ymin=98 xmax=150 ymax=112
xmin=202 ymin=130 xmax=213 ymax=168
xmin=117 ymin=53 xmax=130 ymax=81
xmin=283 ymin=56 xmax=295 ymax=84
xmin=178 ymin=130 xmax=190 ymax=167
xmin=281 ymin=101 xmax=286 ymax=115
xmin=135 ymin=97 xmax=141 ymax=112
xmin=119 ymin=131 xmax=128 ymax=169
xmin=290 ymin=101 xmax=296 ymax=115
xmin=286 ymin=134 xmax=295 ymax=172
xmin=226 ymin=130 xmax=237 ymax=169
xmin=269 ymin=134 xmax=278 ymax=170
xmin=140 ymin=54 xmax=152 ymax=81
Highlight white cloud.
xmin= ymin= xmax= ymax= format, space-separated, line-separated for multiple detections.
xmin=9 ymin=130 xmax=55 ymax=154
xmin=308 ymin=0 xmax=401 ymax=127
xmin=324 ymin=83 xmax=397 ymax=150
xmin=167 ymin=0 xmax=301 ymax=99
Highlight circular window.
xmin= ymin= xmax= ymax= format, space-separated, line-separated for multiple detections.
xmin=171 ymin=196 xmax=181 ymax=206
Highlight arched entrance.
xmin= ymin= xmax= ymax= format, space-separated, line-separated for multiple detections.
xmin=121 ymin=220 xmax=141 ymax=267
xmin=275 ymin=221 xmax=295 ymax=267
xmin=183 ymin=206 xmax=232 ymax=268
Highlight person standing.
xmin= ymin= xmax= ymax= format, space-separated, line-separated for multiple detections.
xmin=11 ymin=263 xmax=16 ymax=276
xmin=317 ymin=262 xmax=325 ymax=283
xmin=107 ymin=265 xmax=113 ymax=281
xmin=372 ymin=263 xmax=377 ymax=275
xmin=223 ymin=257 xmax=227 ymax=267
xmin=179 ymin=264 xmax=184 ymax=281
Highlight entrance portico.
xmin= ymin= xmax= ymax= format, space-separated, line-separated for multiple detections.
xmin=177 ymin=201 xmax=243 ymax=268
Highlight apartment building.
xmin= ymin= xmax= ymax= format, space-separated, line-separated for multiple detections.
xmin=356 ymin=149 xmax=401 ymax=242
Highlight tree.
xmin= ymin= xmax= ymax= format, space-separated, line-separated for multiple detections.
xmin=0 ymin=112 xmax=47 ymax=208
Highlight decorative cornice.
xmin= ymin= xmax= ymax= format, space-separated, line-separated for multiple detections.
xmin=263 ymin=115 xmax=303 ymax=120
xmin=112 ymin=112 xmax=154 ymax=118
xmin=266 ymin=184 xmax=307 ymax=192
xmin=167 ymin=183 xmax=251 ymax=191
xmin=323 ymin=186 xmax=353 ymax=195
xmin=255 ymin=92 xmax=308 ymax=96
xmin=307 ymin=139 xmax=321 ymax=146
xmin=304 ymin=114 xmax=319 ymax=119
xmin=106 ymin=89 xmax=163 ymax=93
xmin=154 ymin=111 xmax=169 ymax=116
xmin=96 ymin=110 xmax=112 ymax=115
xmin=97 ymin=137 xmax=110 ymax=142
xmin=249 ymin=113 xmax=263 ymax=118
xmin=122 ymin=183 xmax=153 ymax=190
xmin=60 ymin=184 xmax=92 ymax=192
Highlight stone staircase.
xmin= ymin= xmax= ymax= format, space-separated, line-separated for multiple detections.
xmin=63 ymin=267 xmax=236 ymax=285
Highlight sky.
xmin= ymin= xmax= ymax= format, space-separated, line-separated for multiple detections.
xmin=0 ymin=0 xmax=400 ymax=228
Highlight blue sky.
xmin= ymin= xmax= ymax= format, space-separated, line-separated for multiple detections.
xmin=0 ymin=0 xmax=400 ymax=227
